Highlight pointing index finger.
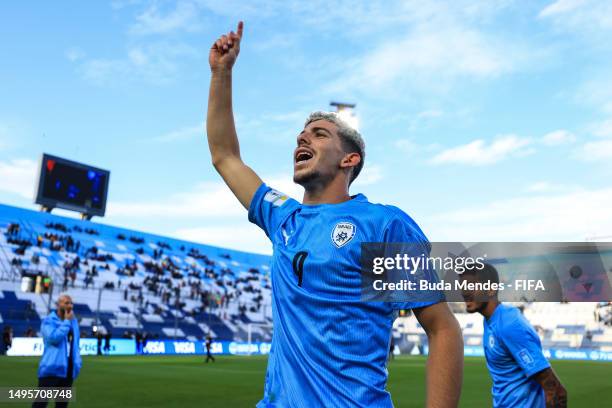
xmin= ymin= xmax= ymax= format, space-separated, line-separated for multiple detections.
xmin=236 ymin=21 xmax=244 ymax=39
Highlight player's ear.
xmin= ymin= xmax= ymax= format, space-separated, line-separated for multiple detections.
xmin=340 ymin=152 xmax=361 ymax=169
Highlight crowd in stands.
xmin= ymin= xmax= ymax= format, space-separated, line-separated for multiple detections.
xmin=2 ymin=218 xmax=271 ymax=339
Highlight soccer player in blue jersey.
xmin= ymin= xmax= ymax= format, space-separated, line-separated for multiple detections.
xmin=206 ymin=22 xmax=463 ymax=407
xmin=460 ymin=264 xmax=567 ymax=408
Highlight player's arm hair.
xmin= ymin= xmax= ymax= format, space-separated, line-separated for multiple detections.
xmin=413 ymin=302 xmax=463 ymax=408
xmin=206 ymin=22 xmax=263 ymax=210
xmin=532 ymin=367 xmax=567 ymax=408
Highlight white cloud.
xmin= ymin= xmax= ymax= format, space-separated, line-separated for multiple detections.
xmin=526 ymin=181 xmax=554 ymax=193
xmin=525 ymin=181 xmax=574 ymax=193
xmin=539 ymin=0 xmax=612 ymax=31
xmin=394 ymin=139 xmax=441 ymax=156
xmin=0 ymin=129 xmax=9 ymax=151
xmin=417 ymin=109 xmax=443 ymax=119
xmin=233 ymin=109 xmax=311 ymax=144
xmin=588 ymin=119 xmax=612 ymax=138
xmin=0 ymin=121 xmax=29 ymax=150
xmin=74 ymin=1 xmax=206 ymax=86
xmin=65 ymin=47 xmax=85 ymax=62
xmin=395 ymin=139 xmax=419 ymax=153
xmin=130 ymin=1 xmax=202 ymax=35
xmin=321 ymin=0 xmax=540 ymax=96
xmin=195 ymin=0 xmax=280 ymax=20
xmin=108 ymin=174 xmax=303 ymax=219
xmin=153 ymin=123 xmax=203 ymax=143
xmin=251 ymin=33 xmax=301 ymax=52
xmin=333 ymin=25 xmax=524 ymax=95
xmin=111 ymin=0 xmax=143 ymax=10
xmin=576 ymin=77 xmax=612 ymax=109
xmin=577 ymin=139 xmax=612 ymax=161
xmin=425 ymin=187 xmax=612 ymax=241
xmin=78 ymin=42 xmax=199 ymax=85
xmin=187 ymin=1 xmax=525 ymax=97
xmin=353 ymin=164 xmax=383 ymax=187
xmin=283 ymin=0 xmax=517 ymax=37
xmin=0 ymin=159 xmax=38 ymax=199
xmin=399 ymin=109 xmax=446 ymax=132
xmin=541 ymin=129 xmax=576 ymax=146
xmin=108 ymin=181 xmax=245 ymax=218
xmin=430 ymin=134 xmax=532 ymax=166
xmin=262 ymin=110 xmax=310 ymax=125
xmin=539 ymin=0 xmax=588 ymax=18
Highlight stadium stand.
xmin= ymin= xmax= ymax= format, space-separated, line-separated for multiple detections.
xmin=393 ymin=301 xmax=612 ymax=353
xmin=0 ymin=203 xmax=273 ymax=343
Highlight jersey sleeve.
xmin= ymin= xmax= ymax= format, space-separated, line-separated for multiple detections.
xmin=383 ymin=211 xmax=445 ymax=310
xmin=248 ymin=183 xmax=298 ymax=239
xmin=502 ymin=316 xmax=551 ymax=378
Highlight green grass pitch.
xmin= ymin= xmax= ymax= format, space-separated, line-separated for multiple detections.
xmin=0 ymin=355 xmax=610 ymax=407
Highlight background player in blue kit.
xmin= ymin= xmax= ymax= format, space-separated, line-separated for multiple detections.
xmin=460 ymin=264 xmax=567 ymax=408
xmin=206 ymin=22 xmax=464 ymax=407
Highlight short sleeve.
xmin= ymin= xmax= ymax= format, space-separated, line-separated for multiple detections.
xmin=383 ymin=213 xmax=445 ymax=310
xmin=248 ymin=183 xmax=299 ymax=239
xmin=502 ymin=317 xmax=550 ymax=377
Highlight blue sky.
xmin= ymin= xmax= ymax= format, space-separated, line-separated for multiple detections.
xmin=1 ymin=0 xmax=612 ymax=254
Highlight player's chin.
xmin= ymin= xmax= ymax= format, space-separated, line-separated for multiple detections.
xmin=293 ymin=167 xmax=314 ymax=184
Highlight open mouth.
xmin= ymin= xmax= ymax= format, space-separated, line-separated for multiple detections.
xmin=295 ymin=149 xmax=314 ymax=165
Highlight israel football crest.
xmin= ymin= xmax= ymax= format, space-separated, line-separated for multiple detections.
xmin=488 ymin=334 xmax=495 ymax=349
xmin=331 ymin=222 xmax=356 ymax=248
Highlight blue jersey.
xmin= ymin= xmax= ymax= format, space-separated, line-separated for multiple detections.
xmin=249 ymin=183 xmax=441 ymax=408
xmin=483 ymin=304 xmax=550 ymax=408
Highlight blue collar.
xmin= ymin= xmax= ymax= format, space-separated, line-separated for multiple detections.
xmin=299 ymin=193 xmax=368 ymax=212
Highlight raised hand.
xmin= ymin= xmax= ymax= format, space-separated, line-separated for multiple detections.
xmin=209 ymin=21 xmax=244 ymax=72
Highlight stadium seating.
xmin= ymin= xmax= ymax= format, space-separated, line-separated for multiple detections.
xmin=0 ymin=202 xmax=272 ymax=342
xmin=393 ymin=301 xmax=612 ymax=352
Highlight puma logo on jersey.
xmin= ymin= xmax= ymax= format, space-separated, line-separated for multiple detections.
xmin=332 ymin=222 xmax=356 ymax=248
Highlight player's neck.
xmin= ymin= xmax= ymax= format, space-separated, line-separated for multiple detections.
xmin=480 ymin=299 xmax=500 ymax=319
xmin=302 ymin=176 xmax=351 ymax=205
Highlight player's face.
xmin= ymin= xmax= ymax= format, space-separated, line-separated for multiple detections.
xmin=460 ymin=274 xmax=486 ymax=313
xmin=293 ymin=120 xmax=348 ymax=188
xmin=57 ymin=295 xmax=73 ymax=315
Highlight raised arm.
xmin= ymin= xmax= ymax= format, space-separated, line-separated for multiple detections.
xmin=207 ymin=21 xmax=263 ymax=210
xmin=532 ymin=367 xmax=567 ymax=408
xmin=414 ymin=302 xmax=464 ymax=408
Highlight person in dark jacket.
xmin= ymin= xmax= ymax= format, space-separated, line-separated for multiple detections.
xmin=96 ymin=332 xmax=103 ymax=356
xmin=103 ymin=332 xmax=111 ymax=354
xmin=205 ymin=335 xmax=215 ymax=363
xmin=1 ymin=325 xmax=13 ymax=354
xmin=33 ymin=294 xmax=81 ymax=408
